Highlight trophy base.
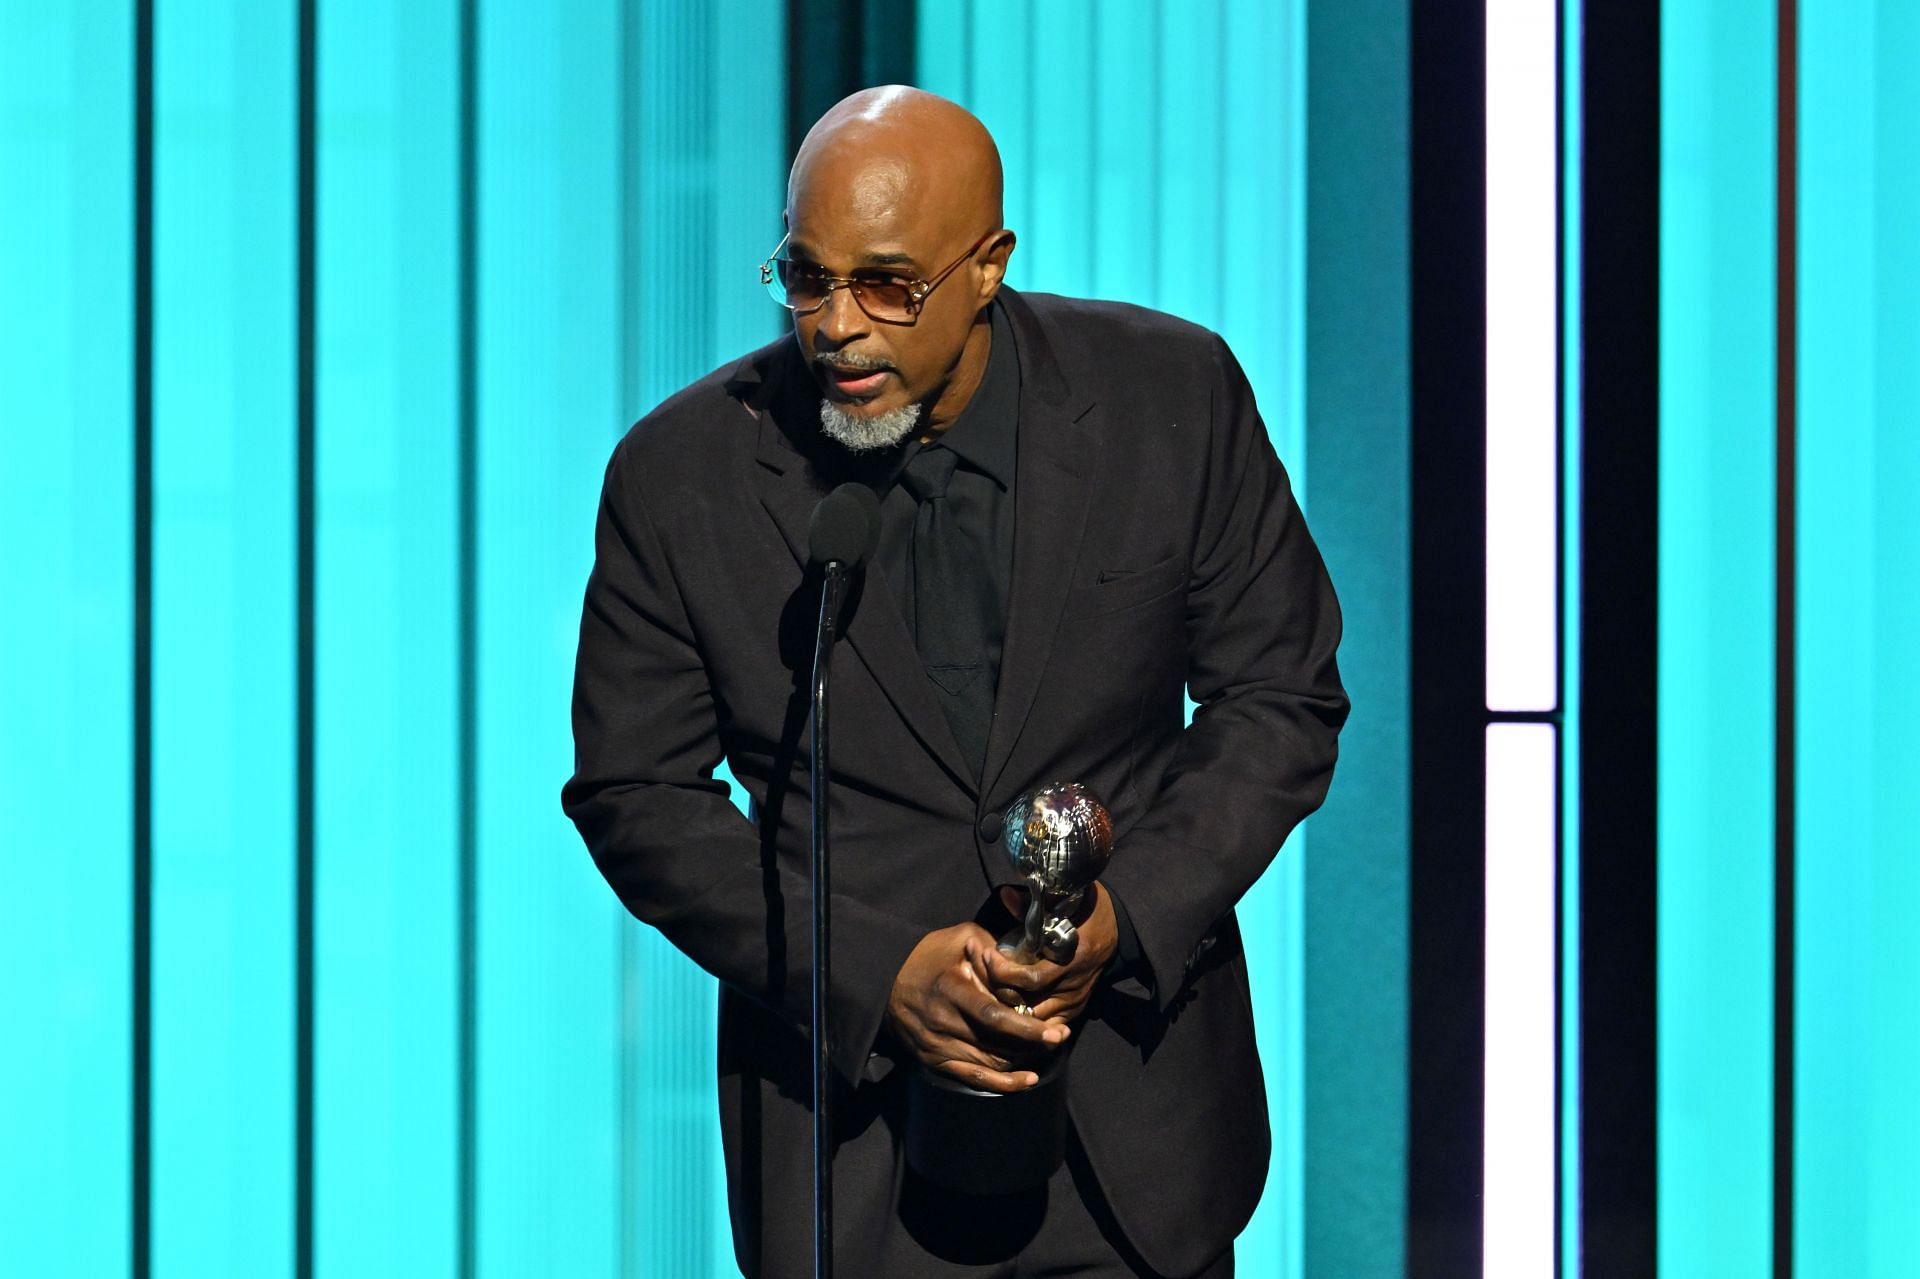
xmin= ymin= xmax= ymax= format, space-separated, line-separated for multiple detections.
xmin=904 ymin=1049 xmax=1071 ymax=1193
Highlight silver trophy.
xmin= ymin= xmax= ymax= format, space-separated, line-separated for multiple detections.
xmin=999 ymin=782 xmax=1114 ymax=965
xmin=904 ymin=781 xmax=1116 ymax=1192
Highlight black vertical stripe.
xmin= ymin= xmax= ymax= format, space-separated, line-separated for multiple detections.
xmin=783 ymin=1 xmax=849 ymax=166
xmin=782 ymin=1 xmax=802 ymax=165
xmin=295 ymin=0 xmax=318 ymax=1273
xmin=1578 ymin=0 xmax=1662 ymax=1269
xmin=457 ymin=0 xmax=481 ymax=1273
xmin=1405 ymin=0 xmax=1486 ymax=1271
xmin=783 ymin=0 xmax=915 ymax=168
xmin=859 ymin=0 xmax=914 ymax=90
xmin=132 ymin=1 xmax=155 ymax=1275
xmin=1773 ymin=2 xmax=1797 ymax=1274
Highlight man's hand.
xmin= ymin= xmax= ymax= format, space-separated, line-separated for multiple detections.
xmin=977 ymin=883 xmax=1120 ymax=1025
xmin=885 ymin=922 xmax=1072 ymax=1094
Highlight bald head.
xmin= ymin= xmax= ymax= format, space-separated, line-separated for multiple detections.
xmin=789 ymin=86 xmax=1003 ymax=242
xmin=782 ymin=86 xmax=1016 ymax=441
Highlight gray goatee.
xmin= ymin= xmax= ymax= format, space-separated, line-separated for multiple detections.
xmin=819 ymin=396 xmax=922 ymax=453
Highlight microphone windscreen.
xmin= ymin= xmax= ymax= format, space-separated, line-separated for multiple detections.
xmin=808 ymin=483 xmax=881 ymax=568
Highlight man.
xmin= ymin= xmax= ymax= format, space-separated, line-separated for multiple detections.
xmin=563 ymin=87 xmax=1346 ymax=1277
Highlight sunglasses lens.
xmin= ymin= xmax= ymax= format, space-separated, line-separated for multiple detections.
xmin=763 ymin=259 xmax=918 ymax=321
xmin=849 ymin=279 xmax=913 ymax=322
xmin=768 ymin=260 xmax=829 ymax=311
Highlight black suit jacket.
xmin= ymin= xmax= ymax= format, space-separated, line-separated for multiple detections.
xmin=562 ymin=288 xmax=1347 ymax=1277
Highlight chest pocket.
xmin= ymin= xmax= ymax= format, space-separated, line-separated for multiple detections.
xmin=1064 ymin=553 xmax=1186 ymax=618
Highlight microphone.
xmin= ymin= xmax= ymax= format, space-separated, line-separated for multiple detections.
xmin=804 ymin=482 xmax=875 ymax=1279
xmin=808 ymin=482 xmax=880 ymax=570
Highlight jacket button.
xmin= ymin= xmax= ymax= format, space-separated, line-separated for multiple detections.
xmin=977 ymin=812 xmax=1004 ymax=844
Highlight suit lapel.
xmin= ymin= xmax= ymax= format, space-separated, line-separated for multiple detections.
xmin=748 ymin=372 xmax=978 ymax=793
xmin=738 ymin=291 xmax=1099 ymax=803
xmin=980 ymin=295 xmax=1098 ymax=801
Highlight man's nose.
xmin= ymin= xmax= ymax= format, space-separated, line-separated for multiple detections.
xmin=813 ymin=284 xmax=870 ymax=348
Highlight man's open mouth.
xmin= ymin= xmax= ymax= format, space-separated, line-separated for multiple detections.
xmin=818 ymin=361 xmax=893 ymax=397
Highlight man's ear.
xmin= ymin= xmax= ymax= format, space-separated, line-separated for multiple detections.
xmin=978 ymin=228 xmax=1017 ymax=297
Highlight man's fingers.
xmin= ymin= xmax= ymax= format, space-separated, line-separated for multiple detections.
xmin=897 ymin=1006 xmax=1023 ymax=1072
xmin=888 ymin=923 xmax=1077 ymax=1069
xmin=1029 ymin=997 xmax=1083 ymax=1023
xmin=931 ymin=1056 xmax=1041 ymax=1094
xmin=961 ymin=933 xmax=1014 ymax=990
xmin=919 ymin=962 xmax=1065 ymax=1055
xmin=922 ymin=1032 xmax=1013 ymax=1072
xmin=980 ymin=947 xmax=1061 ymax=993
xmin=962 ymin=990 xmax=1068 ymax=1047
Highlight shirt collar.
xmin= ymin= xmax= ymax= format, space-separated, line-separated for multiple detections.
xmin=919 ymin=299 xmax=1019 ymax=488
xmin=857 ymin=300 xmax=1019 ymax=494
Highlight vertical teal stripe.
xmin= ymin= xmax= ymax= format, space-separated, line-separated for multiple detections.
xmin=624 ymin=6 xmax=707 ymax=1274
xmin=0 ymin=4 xmax=135 ymax=1272
xmin=474 ymin=1 xmax=623 ymax=1271
xmin=1152 ymin=0 xmax=1224 ymax=332
xmin=918 ymin=6 xmax=1321 ymax=1271
xmin=1220 ymin=1 xmax=1312 ymax=1269
xmin=1796 ymin=2 xmax=1920 ymax=1274
xmin=313 ymin=0 xmax=462 ymax=1272
xmin=5 ymin=1 xmax=786 ymax=1271
xmin=619 ymin=2 xmax=784 ymax=1273
xmin=1656 ymin=2 xmax=1777 ymax=1276
xmin=1024 ymin=1 xmax=1095 ymax=302
xmin=1559 ymin=0 xmax=1584 ymax=1271
xmin=909 ymin=1 xmax=970 ymax=110
xmin=150 ymin=0 xmax=300 ymax=1271
xmin=1088 ymin=1 xmax=1159 ymax=305
xmin=963 ymin=0 xmax=1034 ymax=243
xmin=1221 ymin=0 xmax=1304 ymax=470
xmin=1300 ymin=0 xmax=1409 ymax=1274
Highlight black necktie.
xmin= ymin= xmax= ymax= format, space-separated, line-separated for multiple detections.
xmin=899 ymin=445 xmax=993 ymax=780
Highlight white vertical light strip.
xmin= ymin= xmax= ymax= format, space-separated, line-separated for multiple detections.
xmin=1484 ymin=724 xmax=1559 ymax=1277
xmin=1485 ymin=0 xmax=1560 ymax=712
xmin=1486 ymin=2 xmax=1562 ymax=1271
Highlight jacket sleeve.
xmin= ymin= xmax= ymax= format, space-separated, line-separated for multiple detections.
xmin=559 ymin=437 xmax=926 ymax=1084
xmin=1096 ymin=334 xmax=1350 ymax=1013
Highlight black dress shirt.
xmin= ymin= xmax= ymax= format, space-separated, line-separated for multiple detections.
xmin=855 ymin=301 xmax=1146 ymax=981
xmin=869 ymin=300 xmax=1020 ymax=772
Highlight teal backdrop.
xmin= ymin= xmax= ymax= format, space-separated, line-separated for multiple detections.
xmin=1 ymin=2 xmax=1409 ymax=1275
xmin=1656 ymin=2 xmax=1920 ymax=1276
xmin=1658 ymin=1 xmax=1776 ymax=1274
xmin=1794 ymin=3 xmax=1920 ymax=1274
xmin=8 ymin=0 xmax=1917 ymax=1276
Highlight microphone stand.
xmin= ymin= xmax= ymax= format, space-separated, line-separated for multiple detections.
xmin=810 ymin=558 xmax=851 ymax=1279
